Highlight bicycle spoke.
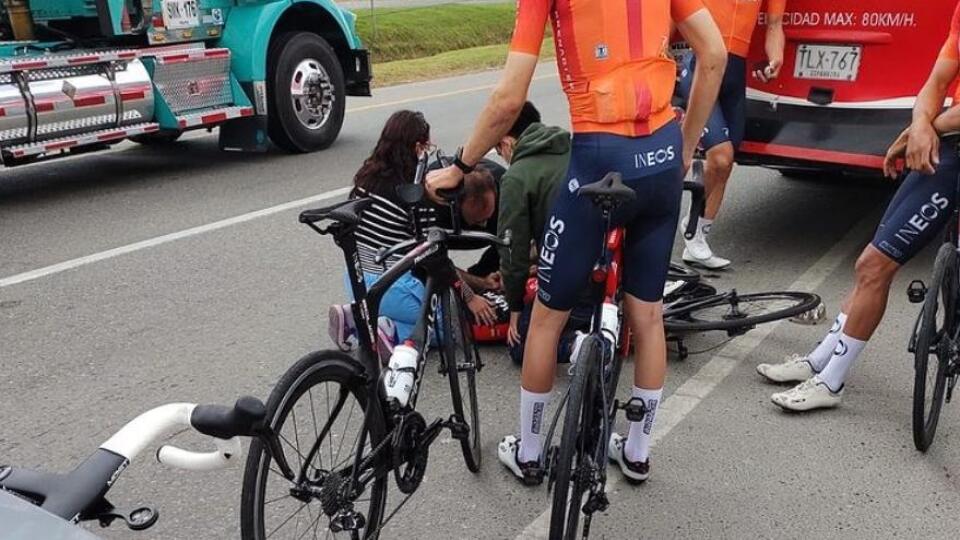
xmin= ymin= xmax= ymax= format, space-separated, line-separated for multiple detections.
xmin=292 ymin=407 xmax=304 ymax=471
xmin=325 ymin=382 xmax=333 ymax=469
xmin=266 ymin=502 xmax=309 ymax=539
xmin=264 ymin=493 xmax=291 ymax=506
xmin=278 ymin=432 xmax=308 ymax=466
xmin=332 ymin=398 xmax=357 ymax=467
xmin=308 ymin=386 xmax=321 ymax=470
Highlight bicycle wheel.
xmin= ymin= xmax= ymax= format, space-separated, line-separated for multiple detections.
xmin=549 ymin=337 xmax=601 ymax=540
xmin=441 ymin=287 xmax=482 ymax=472
xmin=664 ymin=291 xmax=821 ymax=333
xmin=241 ymin=350 xmax=388 ymax=539
xmin=912 ymin=243 xmax=957 ymax=452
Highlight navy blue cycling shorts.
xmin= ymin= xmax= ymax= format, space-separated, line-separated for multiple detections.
xmin=675 ymin=52 xmax=747 ymax=151
xmin=872 ymin=138 xmax=960 ymax=265
xmin=536 ymin=122 xmax=684 ymax=310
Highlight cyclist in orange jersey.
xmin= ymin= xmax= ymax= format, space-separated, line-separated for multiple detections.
xmin=427 ymin=0 xmax=726 ymax=484
xmin=675 ymin=0 xmax=786 ymax=269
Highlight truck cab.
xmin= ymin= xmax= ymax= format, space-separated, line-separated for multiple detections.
xmin=0 ymin=0 xmax=370 ymax=166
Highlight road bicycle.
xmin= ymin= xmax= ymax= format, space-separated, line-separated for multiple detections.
xmin=0 ymin=397 xmax=266 ymax=538
xmin=543 ymin=172 xmax=820 ymax=539
xmin=239 ymin=150 xmax=509 ymax=539
xmin=908 ymin=170 xmax=960 ymax=452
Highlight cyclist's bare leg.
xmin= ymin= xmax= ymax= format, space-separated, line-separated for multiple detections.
xmin=842 ymin=245 xmax=900 ymax=340
xmin=520 ymin=299 xmax=571 ymax=392
xmin=625 ymin=296 xmax=667 ymax=389
xmin=704 ymin=142 xmax=735 ymax=220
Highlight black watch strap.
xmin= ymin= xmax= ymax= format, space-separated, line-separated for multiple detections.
xmin=454 ymin=148 xmax=475 ymax=174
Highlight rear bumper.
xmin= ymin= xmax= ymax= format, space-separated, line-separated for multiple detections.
xmin=739 ymin=97 xmax=911 ymax=172
xmin=345 ymin=49 xmax=372 ymax=97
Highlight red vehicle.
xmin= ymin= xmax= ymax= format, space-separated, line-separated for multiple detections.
xmin=740 ymin=0 xmax=958 ymax=174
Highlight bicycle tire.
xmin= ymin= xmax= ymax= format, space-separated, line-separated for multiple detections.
xmin=912 ymin=243 xmax=956 ymax=452
xmin=664 ymin=291 xmax=821 ymax=333
xmin=549 ymin=338 xmax=601 ymax=540
xmin=442 ymin=287 xmax=482 ymax=472
xmin=241 ymin=350 xmax=388 ymax=540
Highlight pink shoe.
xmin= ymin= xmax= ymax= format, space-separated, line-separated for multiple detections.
xmin=328 ymin=304 xmax=358 ymax=352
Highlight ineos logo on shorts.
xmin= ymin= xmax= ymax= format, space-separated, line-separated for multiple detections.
xmin=834 ymin=340 xmax=848 ymax=357
xmin=894 ymin=191 xmax=950 ymax=246
xmin=538 ymin=216 xmax=566 ymax=285
xmin=634 ymin=145 xmax=676 ymax=169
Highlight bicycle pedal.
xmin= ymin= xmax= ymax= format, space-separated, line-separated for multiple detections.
xmin=444 ymin=415 xmax=470 ymax=441
xmin=582 ymin=492 xmax=609 ymax=515
xmin=908 ymin=280 xmax=927 ymax=304
xmin=618 ymin=397 xmax=647 ymax=422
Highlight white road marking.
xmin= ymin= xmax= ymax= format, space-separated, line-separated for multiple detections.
xmin=346 ymin=73 xmax=558 ymax=114
xmin=0 ymin=187 xmax=352 ymax=289
xmin=516 ymin=211 xmax=877 ymax=539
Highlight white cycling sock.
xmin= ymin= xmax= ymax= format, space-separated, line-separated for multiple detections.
xmin=699 ymin=217 xmax=714 ymax=237
xmin=807 ymin=312 xmax=848 ymax=372
xmin=624 ymin=386 xmax=663 ymax=463
xmin=519 ymin=387 xmax=550 ymax=463
xmin=817 ymin=333 xmax=866 ymax=392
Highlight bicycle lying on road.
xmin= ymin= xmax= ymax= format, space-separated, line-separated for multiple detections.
xmin=239 ymin=150 xmax=509 ymax=539
xmin=543 ymin=172 xmax=820 ymax=539
xmin=0 ymin=397 xmax=266 ymax=539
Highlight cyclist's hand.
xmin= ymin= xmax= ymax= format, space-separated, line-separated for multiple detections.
xmin=507 ymin=311 xmax=522 ymax=347
xmin=753 ymin=59 xmax=782 ymax=83
xmin=906 ymin=121 xmax=940 ymax=175
xmin=426 ymin=165 xmax=464 ymax=203
xmin=681 ymin=144 xmax=696 ymax=175
xmin=467 ymin=295 xmax=497 ymax=326
xmin=884 ymin=127 xmax=910 ymax=179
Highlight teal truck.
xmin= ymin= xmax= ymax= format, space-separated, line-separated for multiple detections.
xmin=0 ymin=0 xmax=370 ymax=165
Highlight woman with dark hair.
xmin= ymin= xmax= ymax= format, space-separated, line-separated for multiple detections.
xmin=328 ymin=110 xmax=495 ymax=356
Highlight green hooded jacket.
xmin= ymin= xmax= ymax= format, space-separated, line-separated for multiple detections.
xmin=497 ymin=122 xmax=572 ymax=312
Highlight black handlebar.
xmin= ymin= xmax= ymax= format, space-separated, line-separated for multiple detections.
xmin=191 ymin=396 xmax=266 ymax=440
xmin=683 ymin=160 xmax=706 ymax=240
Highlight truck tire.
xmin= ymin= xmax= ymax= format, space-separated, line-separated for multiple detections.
xmin=267 ymin=32 xmax=346 ymax=153
xmin=130 ymin=131 xmax=182 ymax=145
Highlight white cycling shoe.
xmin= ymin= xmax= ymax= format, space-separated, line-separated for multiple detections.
xmin=497 ymin=435 xmax=544 ymax=486
xmin=771 ymin=377 xmax=843 ymax=411
xmin=757 ymin=354 xmax=816 ymax=383
xmin=681 ymin=217 xmax=731 ymax=270
xmin=608 ymin=433 xmax=650 ymax=483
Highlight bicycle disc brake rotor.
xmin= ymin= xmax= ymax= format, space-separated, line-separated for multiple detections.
xmin=393 ymin=412 xmax=428 ymax=494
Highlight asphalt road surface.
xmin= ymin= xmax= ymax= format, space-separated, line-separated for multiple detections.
xmin=2 ymin=63 xmax=959 ymax=539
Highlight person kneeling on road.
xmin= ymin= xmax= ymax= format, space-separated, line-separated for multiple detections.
xmin=757 ymin=2 xmax=960 ymax=411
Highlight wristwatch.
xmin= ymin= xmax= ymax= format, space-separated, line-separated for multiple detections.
xmin=453 ymin=147 xmax=475 ymax=174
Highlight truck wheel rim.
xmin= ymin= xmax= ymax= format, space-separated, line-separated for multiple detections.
xmin=290 ymin=59 xmax=334 ymax=131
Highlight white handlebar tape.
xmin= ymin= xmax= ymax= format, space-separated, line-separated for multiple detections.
xmin=98 ymin=402 xmax=243 ymax=472
xmin=156 ymin=437 xmax=243 ymax=471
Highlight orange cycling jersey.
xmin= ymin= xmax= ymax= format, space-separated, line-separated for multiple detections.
xmin=510 ymin=0 xmax=704 ymax=137
xmin=701 ymin=0 xmax=785 ymax=58
xmin=939 ymin=1 xmax=960 ymax=102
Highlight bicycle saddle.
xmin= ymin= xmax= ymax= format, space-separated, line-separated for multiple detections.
xmin=299 ymin=198 xmax=373 ymax=226
xmin=578 ymin=172 xmax=636 ymax=207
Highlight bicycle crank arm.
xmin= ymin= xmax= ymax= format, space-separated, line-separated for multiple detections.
xmin=419 ymin=417 xmax=448 ymax=448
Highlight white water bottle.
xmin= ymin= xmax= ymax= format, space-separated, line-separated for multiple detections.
xmin=383 ymin=344 xmax=419 ymax=408
xmin=600 ymin=302 xmax=620 ymax=348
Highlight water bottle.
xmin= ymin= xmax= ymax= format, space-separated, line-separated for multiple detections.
xmin=599 ymin=302 xmax=620 ymax=349
xmin=383 ymin=343 xmax=419 ymax=408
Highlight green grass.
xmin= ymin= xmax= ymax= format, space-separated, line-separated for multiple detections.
xmin=372 ymin=38 xmax=555 ymax=87
xmin=355 ymin=3 xmax=520 ymax=63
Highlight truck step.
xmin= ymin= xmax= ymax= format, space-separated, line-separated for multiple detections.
xmin=176 ymin=106 xmax=253 ymax=129
xmin=0 ymin=49 xmax=140 ymax=74
xmin=2 ymin=122 xmax=159 ymax=160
